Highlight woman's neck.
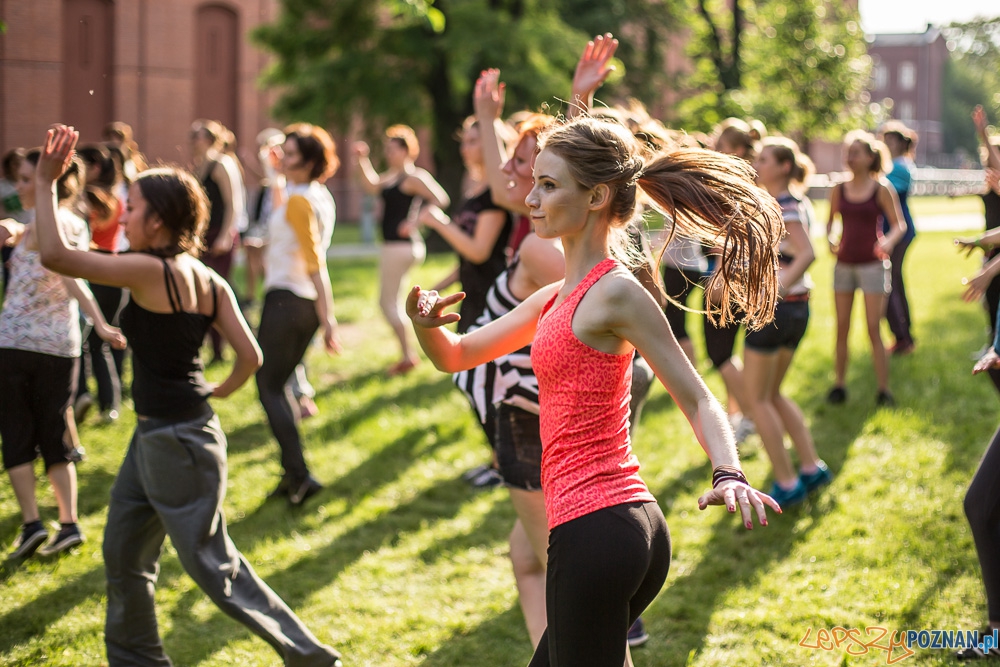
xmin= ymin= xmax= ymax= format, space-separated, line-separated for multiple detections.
xmin=764 ymin=182 xmax=791 ymax=199
xmin=559 ymin=214 xmax=612 ymax=287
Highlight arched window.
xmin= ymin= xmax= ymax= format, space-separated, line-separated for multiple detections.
xmin=194 ymin=4 xmax=239 ymax=133
xmin=62 ymin=0 xmax=114 ymax=141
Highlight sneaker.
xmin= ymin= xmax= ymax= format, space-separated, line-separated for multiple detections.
xmin=956 ymin=629 xmax=1000 ymax=660
xmin=38 ymin=524 xmax=84 ymax=557
xmin=7 ymin=523 xmax=48 ymax=560
xmin=267 ymin=474 xmax=292 ymax=499
xmin=826 ymin=386 xmax=847 ymax=404
xmin=73 ymin=393 xmax=94 ymax=423
xmin=769 ymin=479 xmax=807 ymax=507
xmin=462 ymin=463 xmax=492 ymax=482
xmin=799 ymin=461 xmax=832 ymax=492
xmin=289 ymin=475 xmax=323 ymax=507
xmin=627 ymin=617 xmax=650 ymax=648
xmin=733 ymin=417 xmax=756 ymax=445
xmin=470 ymin=467 xmax=503 ymax=489
xmin=891 ymin=340 xmax=915 ymax=356
xmin=876 ymin=390 xmax=895 ymax=407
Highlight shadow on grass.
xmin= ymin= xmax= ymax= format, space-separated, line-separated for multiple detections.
xmin=417 ymin=605 xmax=534 ymax=667
xmin=159 ymin=472 xmax=495 ymax=664
xmin=0 ymin=565 xmax=106 ymax=654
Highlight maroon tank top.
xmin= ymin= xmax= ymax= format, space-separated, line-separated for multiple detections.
xmin=837 ymin=183 xmax=884 ymax=265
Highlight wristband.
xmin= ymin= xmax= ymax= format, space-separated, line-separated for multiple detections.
xmin=712 ymin=465 xmax=748 ymax=489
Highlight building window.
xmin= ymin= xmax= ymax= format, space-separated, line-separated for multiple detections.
xmin=899 ymin=62 xmax=916 ymax=91
xmin=899 ymin=101 xmax=914 ymax=122
xmin=873 ymin=64 xmax=888 ymax=91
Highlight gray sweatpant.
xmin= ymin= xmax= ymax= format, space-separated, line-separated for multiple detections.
xmin=103 ymin=404 xmax=339 ymax=667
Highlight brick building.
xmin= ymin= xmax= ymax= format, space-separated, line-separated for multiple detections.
xmin=867 ymin=25 xmax=948 ymax=165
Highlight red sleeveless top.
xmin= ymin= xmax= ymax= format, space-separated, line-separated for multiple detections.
xmin=531 ymin=258 xmax=655 ymax=529
xmin=837 ymin=183 xmax=885 ymax=265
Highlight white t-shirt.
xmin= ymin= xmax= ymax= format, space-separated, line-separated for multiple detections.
xmin=0 ymin=208 xmax=90 ymax=357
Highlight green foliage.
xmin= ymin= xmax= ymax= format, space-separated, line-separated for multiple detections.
xmin=942 ymin=17 xmax=1000 ymax=156
xmin=677 ymin=0 xmax=872 ymax=143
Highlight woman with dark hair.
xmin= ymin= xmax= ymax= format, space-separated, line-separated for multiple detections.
xmin=256 ymin=123 xmax=342 ymax=506
xmin=409 ymin=115 xmax=781 ymax=666
xmin=190 ymin=118 xmax=238 ymax=364
xmin=1 ymin=146 xmax=124 ymax=560
xmin=353 ymin=125 xmax=450 ymax=375
xmin=879 ymin=120 xmax=919 ymax=356
xmin=34 ymin=125 xmax=342 ymax=667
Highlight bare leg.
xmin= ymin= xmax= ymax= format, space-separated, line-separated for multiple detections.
xmin=833 ymin=291 xmax=855 ymax=387
xmin=8 ymin=463 xmax=40 ymax=523
xmin=379 ymin=241 xmax=424 ymax=365
xmin=46 ymin=462 xmax=78 ymax=524
xmin=718 ymin=357 xmax=749 ymax=417
xmin=864 ymin=292 xmax=890 ymax=392
xmin=743 ymin=348 xmax=796 ymax=485
xmin=509 ymin=488 xmax=548 ymax=648
xmin=772 ymin=348 xmax=821 ymax=470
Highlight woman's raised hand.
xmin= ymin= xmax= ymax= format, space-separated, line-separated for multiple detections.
xmin=352 ymin=141 xmax=370 ymax=159
xmin=406 ymin=286 xmax=464 ymax=328
xmin=973 ymin=105 xmax=989 ymax=137
xmin=474 ymin=69 xmax=505 ymax=123
xmin=697 ymin=480 xmax=781 ymax=530
xmin=37 ymin=125 xmax=79 ymax=183
xmin=571 ymin=33 xmax=619 ymax=102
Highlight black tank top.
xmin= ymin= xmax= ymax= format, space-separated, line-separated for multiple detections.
xmin=455 ymin=188 xmax=513 ymax=333
xmin=201 ymin=161 xmax=225 ymax=245
xmin=380 ymin=178 xmax=417 ymax=242
xmin=120 ymin=256 xmax=217 ymax=418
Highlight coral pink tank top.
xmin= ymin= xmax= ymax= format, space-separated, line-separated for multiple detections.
xmin=531 ymin=258 xmax=655 ymax=529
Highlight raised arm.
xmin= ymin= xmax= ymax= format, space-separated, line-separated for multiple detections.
xmin=406 ymin=281 xmax=556 ymax=372
xmin=974 ymin=105 xmax=1000 ymax=171
xmin=418 ymin=206 xmax=508 ymax=264
xmin=404 ymin=169 xmax=450 ymax=210
xmin=568 ymin=33 xmax=619 ymax=119
xmin=351 ymin=142 xmax=382 ymax=196
xmin=474 ymin=69 xmax=525 ymax=215
xmin=34 ymin=125 xmax=161 ymax=290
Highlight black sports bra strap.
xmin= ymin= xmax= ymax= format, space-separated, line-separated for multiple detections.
xmin=161 ymin=257 xmax=182 ymax=313
xmin=209 ymin=277 xmax=218 ymax=320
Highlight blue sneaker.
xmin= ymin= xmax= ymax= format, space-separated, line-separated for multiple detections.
xmin=627 ymin=617 xmax=649 ymax=648
xmin=769 ymin=479 xmax=807 ymax=507
xmin=799 ymin=461 xmax=832 ymax=492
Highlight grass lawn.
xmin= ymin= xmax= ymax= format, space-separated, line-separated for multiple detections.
xmin=809 ymin=195 xmax=983 ymax=230
xmin=0 ymin=230 xmax=997 ymax=666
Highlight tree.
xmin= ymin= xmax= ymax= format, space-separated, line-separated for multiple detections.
xmin=253 ymin=0 xmax=586 ymax=199
xmin=942 ymin=17 xmax=1000 ymax=157
xmin=675 ymin=0 xmax=873 ymax=144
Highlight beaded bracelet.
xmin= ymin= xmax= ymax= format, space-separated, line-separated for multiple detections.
xmin=712 ymin=465 xmax=748 ymax=489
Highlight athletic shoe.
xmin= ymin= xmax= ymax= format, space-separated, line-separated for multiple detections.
xmin=956 ymin=629 xmax=1000 ymax=660
xmin=876 ymin=390 xmax=896 ymax=407
xmin=73 ymin=393 xmax=94 ymax=423
xmin=267 ymin=474 xmax=292 ymax=499
xmin=826 ymin=386 xmax=847 ymax=404
xmin=891 ymin=340 xmax=916 ymax=356
xmin=7 ymin=523 xmax=48 ymax=560
xmin=38 ymin=524 xmax=84 ymax=557
xmin=769 ymin=479 xmax=807 ymax=507
xmin=462 ymin=463 xmax=492 ymax=482
xmin=733 ymin=417 xmax=756 ymax=445
xmin=289 ymin=476 xmax=324 ymax=507
xmin=799 ymin=461 xmax=832 ymax=492
xmin=627 ymin=617 xmax=650 ymax=648
xmin=470 ymin=467 xmax=503 ymax=489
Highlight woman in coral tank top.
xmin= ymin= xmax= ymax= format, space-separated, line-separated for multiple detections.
xmin=407 ymin=116 xmax=783 ymax=667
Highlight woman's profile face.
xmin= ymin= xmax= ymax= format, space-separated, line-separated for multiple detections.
xmin=501 ymin=133 xmax=537 ymax=205
xmin=459 ymin=125 xmax=483 ymax=169
xmin=525 ymin=148 xmax=591 ymax=240
xmin=15 ymin=159 xmax=35 ymax=210
xmin=384 ymin=138 xmax=409 ymax=169
xmin=753 ymin=147 xmax=786 ymax=187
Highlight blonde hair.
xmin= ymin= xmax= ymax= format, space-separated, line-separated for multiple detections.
xmin=385 ymin=124 xmax=419 ymax=160
xmin=538 ymin=116 xmax=783 ymax=329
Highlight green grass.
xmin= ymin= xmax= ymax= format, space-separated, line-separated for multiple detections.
xmin=809 ymin=195 xmax=983 ymax=229
xmin=1 ymin=232 xmax=996 ymax=666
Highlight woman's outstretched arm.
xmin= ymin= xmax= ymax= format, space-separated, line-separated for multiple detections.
xmin=406 ymin=281 xmax=556 ymax=372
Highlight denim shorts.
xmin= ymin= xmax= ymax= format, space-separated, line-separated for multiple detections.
xmin=744 ymin=299 xmax=810 ymax=353
xmin=495 ymin=403 xmax=542 ymax=491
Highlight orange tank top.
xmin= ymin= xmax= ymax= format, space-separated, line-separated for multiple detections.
xmin=531 ymin=258 xmax=655 ymax=529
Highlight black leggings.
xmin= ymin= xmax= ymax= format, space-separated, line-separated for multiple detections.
xmin=255 ymin=290 xmax=319 ymax=482
xmin=967 ymin=425 xmax=1000 ymax=622
xmin=78 ymin=282 xmax=126 ymax=411
xmin=528 ymin=501 xmax=670 ymax=667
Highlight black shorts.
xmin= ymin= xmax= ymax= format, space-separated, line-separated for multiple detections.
xmin=495 ymin=403 xmax=542 ymax=491
xmin=0 ymin=348 xmax=78 ymax=470
xmin=662 ymin=267 xmax=704 ymax=342
xmin=744 ymin=299 xmax=810 ymax=353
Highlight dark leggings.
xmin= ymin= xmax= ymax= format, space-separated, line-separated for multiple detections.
xmin=78 ymin=282 xmax=126 ymax=411
xmin=528 ymin=501 xmax=670 ymax=667
xmin=255 ymin=290 xmax=319 ymax=483
xmin=966 ymin=425 xmax=1000 ymax=622
xmin=886 ymin=235 xmax=913 ymax=346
